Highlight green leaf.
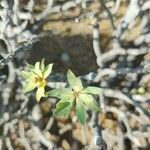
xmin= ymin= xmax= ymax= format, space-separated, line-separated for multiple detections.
xmin=54 ymin=100 xmax=73 ymax=117
xmin=79 ymin=94 xmax=101 ymax=112
xmin=67 ymin=69 xmax=83 ymax=91
xmin=67 ymin=69 xmax=76 ymax=83
xmin=46 ymin=88 xmax=73 ymax=99
xmin=43 ymin=63 xmax=53 ymax=78
xmin=76 ymin=100 xmax=86 ymax=125
xmin=82 ymin=86 xmax=102 ymax=95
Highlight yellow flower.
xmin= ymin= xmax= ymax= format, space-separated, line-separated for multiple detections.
xmin=22 ymin=59 xmax=53 ymax=102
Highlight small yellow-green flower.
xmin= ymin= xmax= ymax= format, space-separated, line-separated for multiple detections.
xmin=22 ymin=59 xmax=53 ymax=102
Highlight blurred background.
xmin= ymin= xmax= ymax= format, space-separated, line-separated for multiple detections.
xmin=0 ymin=0 xmax=150 ymax=149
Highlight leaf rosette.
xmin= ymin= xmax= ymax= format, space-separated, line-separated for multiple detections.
xmin=46 ymin=70 xmax=102 ymax=124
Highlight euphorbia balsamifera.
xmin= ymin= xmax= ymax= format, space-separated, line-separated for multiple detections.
xmin=22 ymin=60 xmax=102 ymax=125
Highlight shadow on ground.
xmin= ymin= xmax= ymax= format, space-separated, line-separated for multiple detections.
xmin=27 ymin=34 xmax=98 ymax=75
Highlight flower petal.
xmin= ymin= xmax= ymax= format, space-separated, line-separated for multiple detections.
xmin=40 ymin=58 xmax=45 ymax=71
xmin=21 ymin=71 xmax=32 ymax=79
xmin=27 ymin=63 xmax=34 ymax=69
xmin=43 ymin=63 xmax=53 ymax=78
xmin=25 ymin=76 xmax=36 ymax=82
xmin=36 ymin=87 xmax=45 ymax=102
xmin=23 ymin=82 xmax=36 ymax=93
xmin=34 ymin=62 xmax=43 ymax=77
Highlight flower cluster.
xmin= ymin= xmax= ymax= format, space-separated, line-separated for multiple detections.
xmin=22 ymin=60 xmax=102 ymax=124
xmin=22 ymin=59 xmax=53 ymax=101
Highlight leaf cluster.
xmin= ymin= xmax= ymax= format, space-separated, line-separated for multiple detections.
xmin=22 ymin=60 xmax=102 ymax=124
